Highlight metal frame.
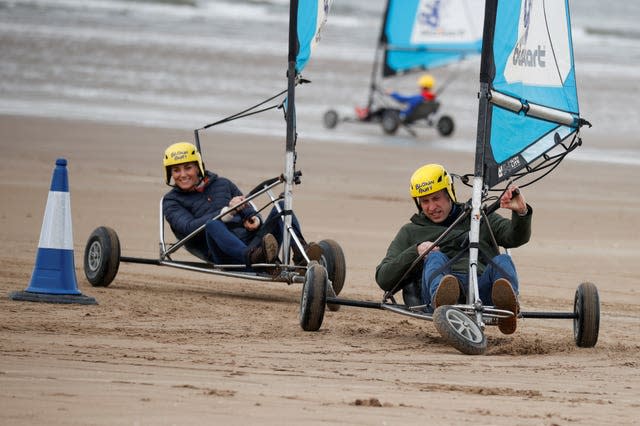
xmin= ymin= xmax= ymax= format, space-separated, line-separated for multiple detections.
xmin=119 ymin=175 xmax=314 ymax=285
xmin=323 ymin=0 xmax=589 ymax=352
xmin=116 ymin=0 xmax=330 ymax=288
xmin=326 ymin=192 xmax=578 ymax=325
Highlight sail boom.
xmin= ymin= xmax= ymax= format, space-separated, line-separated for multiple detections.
xmin=526 ymin=103 xmax=577 ymax=127
xmin=490 ymin=91 xmax=577 ymax=127
xmin=386 ymin=44 xmax=482 ymax=54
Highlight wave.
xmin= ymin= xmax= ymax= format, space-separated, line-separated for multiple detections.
xmin=583 ymin=26 xmax=640 ymax=41
xmin=3 ymin=0 xmax=379 ymax=28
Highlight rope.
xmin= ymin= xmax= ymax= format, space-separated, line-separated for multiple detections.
xmin=458 ymin=131 xmax=583 ymax=192
xmin=199 ymin=77 xmax=311 ymax=130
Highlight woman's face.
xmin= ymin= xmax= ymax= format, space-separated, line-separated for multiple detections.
xmin=170 ymin=161 xmax=200 ymax=191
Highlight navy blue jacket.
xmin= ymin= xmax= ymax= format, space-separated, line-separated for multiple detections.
xmin=163 ymin=171 xmax=258 ymax=254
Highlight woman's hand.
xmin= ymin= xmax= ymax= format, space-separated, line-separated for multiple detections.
xmin=229 ymin=195 xmax=246 ymax=212
xmin=243 ymin=216 xmax=260 ymax=231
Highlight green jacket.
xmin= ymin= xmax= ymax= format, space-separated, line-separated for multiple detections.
xmin=375 ymin=203 xmax=532 ymax=291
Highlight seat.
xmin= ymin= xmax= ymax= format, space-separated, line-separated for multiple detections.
xmin=404 ymin=101 xmax=440 ymax=124
xmin=401 ymin=279 xmax=423 ymax=307
xmin=184 ymin=244 xmax=210 ymax=262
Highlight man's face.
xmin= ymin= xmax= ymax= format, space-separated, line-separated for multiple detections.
xmin=419 ymin=189 xmax=452 ymax=223
xmin=170 ymin=161 xmax=200 ymax=191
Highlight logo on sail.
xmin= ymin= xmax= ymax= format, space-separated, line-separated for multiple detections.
xmin=314 ymin=0 xmax=332 ymax=44
xmin=512 ymin=0 xmax=546 ymax=68
xmin=513 ymin=45 xmax=546 ymax=68
xmin=417 ymin=0 xmax=441 ymax=28
xmin=504 ymin=0 xmax=571 ymax=87
xmin=411 ymin=0 xmax=477 ymax=44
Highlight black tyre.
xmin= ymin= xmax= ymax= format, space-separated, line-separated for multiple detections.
xmin=433 ymin=306 xmax=487 ymax=355
xmin=323 ymin=109 xmax=339 ymax=129
xmin=318 ymin=239 xmax=346 ymax=312
xmin=318 ymin=239 xmax=346 ymax=296
xmin=574 ymin=282 xmax=600 ymax=347
xmin=381 ymin=109 xmax=400 ymax=135
xmin=437 ymin=115 xmax=454 ymax=136
xmin=299 ymin=261 xmax=327 ymax=331
xmin=84 ymin=226 xmax=121 ymax=287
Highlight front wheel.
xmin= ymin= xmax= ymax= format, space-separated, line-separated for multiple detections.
xmin=323 ymin=109 xmax=339 ymax=129
xmin=574 ymin=282 xmax=600 ymax=347
xmin=84 ymin=226 xmax=121 ymax=287
xmin=436 ymin=115 xmax=454 ymax=136
xmin=433 ymin=306 xmax=487 ymax=355
xmin=299 ymin=261 xmax=327 ymax=331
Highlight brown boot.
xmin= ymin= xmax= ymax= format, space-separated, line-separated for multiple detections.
xmin=293 ymin=242 xmax=323 ymax=266
xmin=492 ymin=278 xmax=519 ymax=335
xmin=248 ymin=233 xmax=278 ymax=265
xmin=433 ymin=275 xmax=460 ymax=308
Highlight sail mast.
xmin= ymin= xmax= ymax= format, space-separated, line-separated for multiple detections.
xmin=367 ymin=0 xmax=391 ymax=111
xmin=282 ymin=0 xmax=299 ymax=262
xmin=468 ymin=0 xmax=498 ymax=311
xmin=475 ymin=0 xmax=498 ymax=178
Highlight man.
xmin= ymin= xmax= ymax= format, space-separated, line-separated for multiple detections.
xmin=387 ymin=74 xmax=437 ymax=118
xmin=375 ymin=164 xmax=532 ymax=334
xmin=162 ymin=141 xmax=321 ymax=269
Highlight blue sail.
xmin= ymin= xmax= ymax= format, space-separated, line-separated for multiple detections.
xmin=479 ymin=0 xmax=584 ymax=187
xmin=382 ymin=0 xmax=484 ymax=76
xmin=295 ymin=0 xmax=332 ymax=73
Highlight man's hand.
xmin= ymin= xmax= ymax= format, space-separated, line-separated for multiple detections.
xmin=417 ymin=241 xmax=439 ymax=257
xmin=500 ymin=185 xmax=527 ymax=215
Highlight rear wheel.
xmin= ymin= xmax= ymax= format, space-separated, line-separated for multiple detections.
xmin=299 ymin=261 xmax=327 ymax=331
xmin=318 ymin=239 xmax=346 ymax=312
xmin=84 ymin=226 xmax=120 ymax=287
xmin=323 ymin=109 xmax=339 ymax=129
xmin=381 ymin=109 xmax=400 ymax=135
xmin=437 ymin=115 xmax=454 ymax=136
xmin=433 ymin=306 xmax=487 ymax=355
xmin=574 ymin=282 xmax=600 ymax=347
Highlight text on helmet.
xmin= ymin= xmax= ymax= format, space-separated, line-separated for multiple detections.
xmin=414 ymin=180 xmax=435 ymax=194
xmin=171 ymin=150 xmax=190 ymax=161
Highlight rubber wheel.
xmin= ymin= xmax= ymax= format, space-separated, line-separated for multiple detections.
xmin=299 ymin=261 xmax=327 ymax=331
xmin=318 ymin=239 xmax=346 ymax=296
xmin=437 ymin=115 xmax=454 ymax=136
xmin=381 ymin=109 xmax=400 ymax=135
xmin=573 ymin=282 xmax=600 ymax=347
xmin=84 ymin=226 xmax=121 ymax=287
xmin=323 ymin=109 xmax=339 ymax=129
xmin=318 ymin=239 xmax=346 ymax=312
xmin=433 ymin=306 xmax=487 ymax=355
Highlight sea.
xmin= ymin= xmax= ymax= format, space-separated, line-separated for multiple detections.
xmin=1 ymin=0 xmax=639 ymax=165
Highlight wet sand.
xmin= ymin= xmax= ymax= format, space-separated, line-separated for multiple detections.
xmin=1 ymin=115 xmax=639 ymax=425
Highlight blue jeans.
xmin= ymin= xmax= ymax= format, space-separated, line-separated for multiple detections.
xmin=420 ymin=251 xmax=519 ymax=308
xmin=204 ymin=205 xmax=302 ymax=265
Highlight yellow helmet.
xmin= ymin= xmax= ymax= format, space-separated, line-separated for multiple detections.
xmin=418 ymin=74 xmax=435 ymax=89
xmin=163 ymin=142 xmax=205 ymax=185
xmin=409 ymin=163 xmax=456 ymax=202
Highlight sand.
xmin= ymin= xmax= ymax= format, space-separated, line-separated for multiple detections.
xmin=1 ymin=115 xmax=639 ymax=425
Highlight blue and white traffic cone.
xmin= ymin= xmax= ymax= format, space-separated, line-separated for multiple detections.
xmin=10 ymin=158 xmax=97 ymax=305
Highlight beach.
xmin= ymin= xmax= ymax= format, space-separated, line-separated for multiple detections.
xmin=1 ymin=114 xmax=639 ymax=425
